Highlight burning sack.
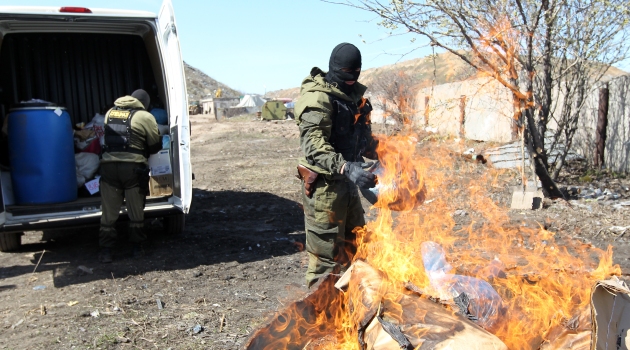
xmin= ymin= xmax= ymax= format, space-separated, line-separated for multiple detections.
xmin=590 ymin=277 xmax=630 ymax=350
xmin=335 ymin=260 xmax=508 ymax=350
xmin=538 ymin=277 xmax=630 ymax=350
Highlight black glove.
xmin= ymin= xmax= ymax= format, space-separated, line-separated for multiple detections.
xmin=344 ymin=162 xmax=376 ymax=189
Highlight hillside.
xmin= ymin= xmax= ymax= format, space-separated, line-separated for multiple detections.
xmin=266 ymin=51 xmax=475 ymax=100
xmin=360 ymin=51 xmax=476 ymax=87
xmin=266 ymin=51 xmax=628 ymax=100
xmin=184 ymin=62 xmax=241 ymax=102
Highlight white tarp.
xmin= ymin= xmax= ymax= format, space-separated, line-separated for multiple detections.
xmin=236 ymin=94 xmax=266 ymax=108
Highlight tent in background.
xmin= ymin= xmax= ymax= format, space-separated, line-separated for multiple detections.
xmin=235 ymin=94 xmax=266 ymax=114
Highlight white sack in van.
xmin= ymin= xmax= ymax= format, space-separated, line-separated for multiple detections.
xmin=75 ymin=152 xmax=100 ymax=187
xmin=74 ymin=136 xmax=97 ymax=151
xmin=85 ymin=113 xmax=106 ymax=145
xmin=158 ymin=124 xmax=170 ymax=135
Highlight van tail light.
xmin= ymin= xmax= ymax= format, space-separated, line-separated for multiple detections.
xmin=59 ymin=7 xmax=93 ymax=13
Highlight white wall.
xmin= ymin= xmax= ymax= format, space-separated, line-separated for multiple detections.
xmin=413 ymin=78 xmax=516 ymax=143
xmin=570 ymin=76 xmax=630 ymax=173
xmin=407 ymin=75 xmax=630 ymax=172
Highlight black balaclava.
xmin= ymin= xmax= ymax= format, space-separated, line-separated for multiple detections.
xmin=325 ymin=43 xmax=362 ymax=95
xmin=131 ymin=89 xmax=150 ymax=110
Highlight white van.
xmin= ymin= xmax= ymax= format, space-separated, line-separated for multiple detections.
xmin=0 ymin=1 xmax=192 ymax=251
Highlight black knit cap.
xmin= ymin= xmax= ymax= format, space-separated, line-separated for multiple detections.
xmin=325 ymin=43 xmax=362 ymax=94
xmin=131 ymin=89 xmax=150 ymax=110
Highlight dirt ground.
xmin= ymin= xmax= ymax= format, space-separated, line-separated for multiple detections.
xmin=1 ymin=114 xmax=629 ymax=350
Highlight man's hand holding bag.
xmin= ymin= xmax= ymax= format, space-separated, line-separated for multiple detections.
xmin=343 ymin=161 xmax=376 ymax=189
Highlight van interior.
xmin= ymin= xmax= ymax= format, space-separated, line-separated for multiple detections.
xmin=0 ymin=19 xmax=173 ymax=218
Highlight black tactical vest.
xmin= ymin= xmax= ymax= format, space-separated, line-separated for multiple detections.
xmin=329 ymin=96 xmax=375 ymax=162
xmin=103 ymin=107 xmax=145 ymax=155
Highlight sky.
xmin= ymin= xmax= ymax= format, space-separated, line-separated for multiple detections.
xmin=8 ymin=1 xmax=626 ymax=95
xmin=3 ymin=0 xmax=435 ymax=94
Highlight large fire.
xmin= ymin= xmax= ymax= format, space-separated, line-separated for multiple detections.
xmin=245 ymin=129 xmax=619 ymax=350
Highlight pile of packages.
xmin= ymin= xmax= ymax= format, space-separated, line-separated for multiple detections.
xmin=73 ymin=113 xmax=104 ymax=193
xmin=73 ymin=107 xmax=172 ymax=197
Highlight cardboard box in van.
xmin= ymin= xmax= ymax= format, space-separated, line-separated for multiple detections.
xmin=149 ymin=174 xmax=173 ymax=197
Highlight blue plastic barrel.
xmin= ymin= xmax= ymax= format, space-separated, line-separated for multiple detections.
xmin=8 ymin=106 xmax=77 ymax=205
xmin=150 ymin=108 xmax=168 ymax=125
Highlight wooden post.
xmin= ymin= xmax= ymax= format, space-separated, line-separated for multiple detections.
xmin=594 ymin=84 xmax=609 ymax=168
xmin=424 ymin=96 xmax=430 ymax=126
xmin=459 ymin=95 xmax=467 ymax=138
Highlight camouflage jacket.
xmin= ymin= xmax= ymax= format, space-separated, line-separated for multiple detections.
xmin=101 ymin=96 xmax=162 ymax=164
xmin=295 ymin=67 xmax=377 ymax=178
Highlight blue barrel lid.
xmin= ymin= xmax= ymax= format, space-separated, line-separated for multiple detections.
xmin=9 ymin=100 xmax=64 ymax=111
xmin=10 ymin=106 xmax=67 ymax=112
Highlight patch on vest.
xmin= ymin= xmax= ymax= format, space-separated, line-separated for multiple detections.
xmin=108 ymin=109 xmax=131 ymax=119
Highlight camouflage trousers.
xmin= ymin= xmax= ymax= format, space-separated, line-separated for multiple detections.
xmin=99 ymin=162 xmax=149 ymax=248
xmin=302 ymin=176 xmax=365 ymax=288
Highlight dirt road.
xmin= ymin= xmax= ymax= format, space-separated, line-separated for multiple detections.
xmin=0 ymin=114 xmax=629 ymax=349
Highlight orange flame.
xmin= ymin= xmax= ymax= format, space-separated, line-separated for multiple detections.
xmin=329 ymin=132 xmax=619 ymax=350
xmin=354 ymin=97 xmax=370 ymax=124
xmin=245 ymin=130 xmax=619 ymax=350
xmin=245 ymin=15 xmax=619 ymax=349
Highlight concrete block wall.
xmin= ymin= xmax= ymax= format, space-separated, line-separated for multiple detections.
xmin=561 ymin=75 xmax=630 ymax=173
xmin=604 ymin=76 xmax=630 ymax=173
xmin=413 ymin=78 xmax=515 ymax=143
xmin=406 ymin=75 xmax=630 ymax=173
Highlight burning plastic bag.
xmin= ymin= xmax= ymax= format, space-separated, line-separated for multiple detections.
xmin=359 ymin=162 xmax=385 ymax=205
xmin=359 ymin=161 xmax=426 ymax=211
xmin=421 ymin=241 xmax=503 ymax=330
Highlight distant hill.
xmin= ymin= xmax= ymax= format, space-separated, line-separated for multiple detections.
xmin=266 ymin=52 xmax=475 ymax=100
xmin=184 ymin=62 xmax=241 ymax=102
xmin=266 ymin=51 xmax=628 ymax=100
xmin=359 ymin=51 xmax=476 ymax=88
xmin=265 ymin=86 xmax=300 ymax=101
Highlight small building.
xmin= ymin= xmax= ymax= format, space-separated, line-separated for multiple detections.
xmin=200 ymin=97 xmax=240 ymax=120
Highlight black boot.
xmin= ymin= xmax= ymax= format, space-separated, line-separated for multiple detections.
xmin=99 ymin=248 xmax=113 ymax=263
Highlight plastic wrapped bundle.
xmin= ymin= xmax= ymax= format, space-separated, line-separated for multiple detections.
xmin=359 ymin=161 xmax=426 ymax=211
xmin=421 ymin=241 xmax=504 ymax=331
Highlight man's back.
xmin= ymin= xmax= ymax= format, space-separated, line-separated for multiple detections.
xmin=102 ymin=95 xmax=161 ymax=164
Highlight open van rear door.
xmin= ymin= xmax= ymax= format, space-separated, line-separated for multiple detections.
xmin=157 ymin=0 xmax=191 ymax=214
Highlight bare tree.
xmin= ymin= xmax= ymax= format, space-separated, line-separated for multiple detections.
xmin=369 ymin=70 xmax=417 ymax=132
xmin=331 ymin=0 xmax=630 ymax=197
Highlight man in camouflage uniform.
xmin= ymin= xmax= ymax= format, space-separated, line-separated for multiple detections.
xmin=295 ymin=43 xmax=379 ymax=288
xmin=98 ymin=89 xmax=162 ymax=263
